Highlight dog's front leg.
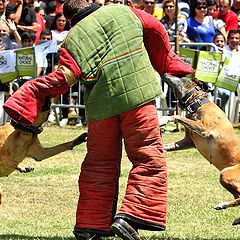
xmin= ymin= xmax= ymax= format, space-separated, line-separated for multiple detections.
xmin=27 ymin=132 xmax=87 ymax=161
xmin=174 ymin=116 xmax=212 ymax=138
xmin=215 ymin=164 xmax=240 ymax=210
xmin=164 ymin=129 xmax=195 ymax=151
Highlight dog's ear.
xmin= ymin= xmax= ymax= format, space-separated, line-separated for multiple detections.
xmin=193 ymin=78 xmax=209 ymax=92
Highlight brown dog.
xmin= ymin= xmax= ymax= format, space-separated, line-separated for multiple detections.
xmin=0 ymin=102 xmax=87 ymax=205
xmin=161 ymin=73 xmax=240 ymax=225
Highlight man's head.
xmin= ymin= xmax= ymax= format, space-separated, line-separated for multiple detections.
xmin=125 ymin=0 xmax=143 ymax=9
xmin=0 ymin=21 xmax=9 ymax=37
xmin=40 ymin=29 xmax=52 ymax=41
xmin=218 ymin=0 xmax=231 ymax=16
xmin=227 ymin=29 xmax=240 ymax=51
xmin=21 ymin=30 xmax=36 ymax=47
xmin=63 ymin=0 xmax=90 ymax=20
xmin=142 ymin=0 xmax=156 ymax=15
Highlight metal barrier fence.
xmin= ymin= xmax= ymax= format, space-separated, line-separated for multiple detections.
xmin=0 ymin=42 xmax=239 ymax=126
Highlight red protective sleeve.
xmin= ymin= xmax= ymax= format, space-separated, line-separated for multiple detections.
xmin=130 ymin=7 xmax=193 ymax=76
xmin=3 ymin=48 xmax=82 ymax=125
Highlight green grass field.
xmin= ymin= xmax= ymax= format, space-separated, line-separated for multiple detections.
xmin=1 ymin=125 xmax=240 ymax=240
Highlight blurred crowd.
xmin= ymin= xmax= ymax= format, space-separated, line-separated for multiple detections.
xmin=0 ymin=0 xmax=239 ymax=124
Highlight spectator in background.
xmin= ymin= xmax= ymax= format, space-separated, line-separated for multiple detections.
xmin=161 ymin=0 xmax=189 ymax=43
xmin=44 ymin=1 xmax=56 ymax=29
xmin=223 ymin=29 xmax=240 ymax=56
xmin=11 ymin=0 xmax=38 ymax=36
xmin=38 ymin=28 xmax=59 ymax=75
xmin=207 ymin=0 xmax=227 ymax=38
xmin=5 ymin=10 xmax=22 ymax=47
xmin=0 ymin=20 xmax=20 ymax=50
xmin=50 ymin=13 xmax=76 ymax=126
xmin=210 ymin=32 xmax=227 ymax=109
xmin=187 ymin=0 xmax=216 ymax=43
xmin=215 ymin=0 xmax=238 ymax=35
xmin=160 ymin=0 xmax=189 ymax=112
xmin=216 ymin=30 xmax=239 ymax=111
xmin=50 ymin=12 xmax=70 ymax=42
xmin=38 ymin=28 xmax=61 ymax=123
xmin=233 ymin=0 xmax=240 ymax=14
xmin=125 ymin=0 xmax=143 ymax=9
xmin=55 ymin=0 xmax=64 ymax=14
xmin=6 ymin=0 xmax=23 ymax=25
xmin=0 ymin=0 xmax=7 ymax=21
xmin=178 ymin=0 xmax=190 ymax=19
xmin=143 ymin=0 xmax=163 ymax=20
xmin=213 ymin=31 xmax=226 ymax=52
xmin=20 ymin=29 xmax=35 ymax=47
xmin=34 ymin=1 xmax=45 ymax=44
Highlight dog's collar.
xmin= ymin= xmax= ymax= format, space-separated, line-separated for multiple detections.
xmin=178 ymin=86 xmax=201 ymax=109
xmin=185 ymin=98 xmax=210 ymax=115
xmin=10 ymin=120 xmax=43 ymax=134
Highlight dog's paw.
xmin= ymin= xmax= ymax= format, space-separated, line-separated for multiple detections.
xmin=71 ymin=132 xmax=87 ymax=149
xmin=159 ymin=116 xmax=175 ymax=127
xmin=164 ymin=143 xmax=176 ymax=152
xmin=17 ymin=166 xmax=34 ymax=173
xmin=214 ymin=202 xmax=228 ymax=210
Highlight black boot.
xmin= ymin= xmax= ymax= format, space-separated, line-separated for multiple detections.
xmin=73 ymin=230 xmax=101 ymax=240
xmin=111 ymin=218 xmax=141 ymax=240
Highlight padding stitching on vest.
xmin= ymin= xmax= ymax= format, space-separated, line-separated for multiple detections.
xmin=81 ymin=47 xmax=143 ymax=81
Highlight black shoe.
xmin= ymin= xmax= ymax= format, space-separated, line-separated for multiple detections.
xmin=111 ymin=218 xmax=141 ymax=240
xmin=73 ymin=231 xmax=101 ymax=240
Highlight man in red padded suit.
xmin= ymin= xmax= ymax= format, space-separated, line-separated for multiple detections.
xmin=3 ymin=1 xmax=193 ymax=240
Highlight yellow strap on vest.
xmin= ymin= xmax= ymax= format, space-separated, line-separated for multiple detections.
xmin=58 ymin=65 xmax=78 ymax=87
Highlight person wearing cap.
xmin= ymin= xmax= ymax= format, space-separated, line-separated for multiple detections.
xmin=3 ymin=1 xmax=193 ymax=239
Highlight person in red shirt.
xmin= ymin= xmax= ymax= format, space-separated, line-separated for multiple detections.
xmin=55 ymin=0 xmax=65 ymax=14
xmin=34 ymin=2 xmax=46 ymax=44
xmin=215 ymin=0 xmax=238 ymax=35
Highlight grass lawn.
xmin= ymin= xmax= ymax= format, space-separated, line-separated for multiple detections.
xmin=0 ymin=125 xmax=240 ymax=240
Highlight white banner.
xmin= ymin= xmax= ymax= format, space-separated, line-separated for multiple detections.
xmin=35 ymin=40 xmax=58 ymax=68
xmin=0 ymin=50 xmax=16 ymax=74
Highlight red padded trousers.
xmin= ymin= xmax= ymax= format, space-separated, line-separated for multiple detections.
xmin=75 ymin=102 xmax=168 ymax=231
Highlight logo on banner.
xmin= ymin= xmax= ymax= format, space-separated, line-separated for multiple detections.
xmin=17 ymin=54 xmax=34 ymax=66
xmin=0 ymin=55 xmax=7 ymax=66
xmin=198 ymin=58 xmax=219 ymax=72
